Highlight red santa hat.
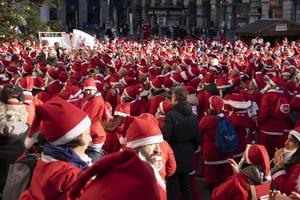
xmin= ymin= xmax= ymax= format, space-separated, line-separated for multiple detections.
xmin=170 ymin=72 xmax=184 ymax=85
xmin=25 ymin=97 xmax=91 ymax=148
xmin=47 ymin=81 xmax=63 ymax=97
xmin=33 ymin=76 xmax=45 ymax=90
xmin=149 ymin=77 xmax=163 ymax=90
xmin=289 ymin=127 xmax=300 ymax=143
xmin=162 ymin=76 xmax=173 ymax=90
xmin=47 ymin=68 xmax=57 ymax=80
xmin=187 ymin=66 xmax=200 ymax=78
xmin=22 ymin=64 xmax=33 ymax=75
xmin=216 ymin=76 xmax=231 ymax=89
xmin=158 ymin=100 xmax=172 ymax=114
xmin=282 ymin=68 xmax=291 ymax=77
xmin=123 ymin=86 xmax=141 ymax=99
xmin=69 ymin=150 xmax=160 ymax=200
xmin=125 ymin=113 xmax=164 ymax=149
xmin=244 ymin=144 xmax=271 ymax=177
xmin=203 ymin=72 xmax=215 ymax=85
xmin=83 ymin=77 xmax=97 ymax=90
xmin=209 ymin=95 xmax=224 ymax=113
xmin=57 ymin=72 xmax=69 ymax=84
xmin=114 ymin=102 xmax=131 ymax=117
xmin=18 ymin=76 xmax=34 ymax=91
xmin=68 ymin=85 xmax=82 ymax=100
xmin=224 ymin=93 xmax=251 ymax=109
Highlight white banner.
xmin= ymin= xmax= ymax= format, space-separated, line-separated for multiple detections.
xmin=39 ymin=32 xmax=71 ymax=49
xmin=71 ymin=29 xmax=96 ymax=49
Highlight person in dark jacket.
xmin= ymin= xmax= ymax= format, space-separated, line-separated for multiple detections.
xmin=162 ymin=86 xmax=201 ymax=200
xmin=0 ymin=85 xmax=29 ymax=195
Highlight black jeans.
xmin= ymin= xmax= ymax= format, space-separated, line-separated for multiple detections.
xmin=166 ymin=172 xmax=192 ymax=200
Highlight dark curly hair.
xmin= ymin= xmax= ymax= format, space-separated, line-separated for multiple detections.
xmin=0 ymin=85 xmax=24 ymax=103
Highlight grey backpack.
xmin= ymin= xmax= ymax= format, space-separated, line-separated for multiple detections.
xmin=2 ymin=153 xmax=40 ymax=200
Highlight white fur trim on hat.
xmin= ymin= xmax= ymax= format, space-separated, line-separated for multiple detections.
xmin=180 ymin=71 xmax=188 ymax=81
xmin=244 ymin=144 xmax=252 ymax=164
xmin=119 ymin=136 xmax=127 ymax=145
xmin=216 ymin=84 xmax=232 ymax=89
xmin=290 ymin=129 xmax=300 ymax=143
xmin=50 ymin=116 xmax=91 ymax=145
xmin=126 ymin=135 xmax=164 ymax=149
xmin=224 ymin=99 xmax=251 ymax=109
xmin=252 ymin=79 xmax=258 ymax=88
xmin=69 ymin=89 xmax=82 ymax=99
xmin=24 ymin=132 xmax=39 ymax=149
xmin=89 ymin=142 xmax=104 ymax=149
xmin=83 ymin=86 xmax=97 ymax=90
xmin=114 ymin=111 xmax=129 ymax=117
xmin=272 ymin=170 xmax=286 ymax=180
xmin=159 ymin=102 xmax=165 ymax=114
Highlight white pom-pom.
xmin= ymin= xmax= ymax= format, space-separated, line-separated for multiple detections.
xmin=119 ymin=136 xmax=127 ymax=145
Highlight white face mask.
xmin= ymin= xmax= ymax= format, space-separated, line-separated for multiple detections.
xmin=283 ymin=148 xmax=298 ymax=164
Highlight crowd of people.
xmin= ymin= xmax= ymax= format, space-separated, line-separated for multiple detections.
xmin=0 ymin=35 xmax=300 ymax=200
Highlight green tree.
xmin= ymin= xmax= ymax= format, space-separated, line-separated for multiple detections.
xmin=0 ymin=0 xmax=62 ymax=42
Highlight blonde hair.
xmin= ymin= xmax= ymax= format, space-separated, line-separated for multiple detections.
xmin=0 ymin=102 xmax=28 ymax=123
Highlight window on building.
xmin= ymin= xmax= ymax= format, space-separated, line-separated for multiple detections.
xmin=88 ymin=0 xmax=100 ymax=24
xmin=50 ymin=8 xmax=58 ymax=20
xmin=155 ymin=0 xmax=161 ymax=6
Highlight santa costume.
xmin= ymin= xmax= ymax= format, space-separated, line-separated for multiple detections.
xmin=20 ymin=97 xmax=91 ymax=200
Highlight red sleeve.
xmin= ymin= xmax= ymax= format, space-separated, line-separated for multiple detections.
xmin=257 ymin=94 xmax=270 ymax=124
xmin=290 ymin=95 xmax=300 ymax=112
xmin=272 ymin=166 xmax=300 ymax=195
xmin=162 ymin=141 xmax=176 ymax=177
xmin=197 ymin=92 xmax=205 ymax=119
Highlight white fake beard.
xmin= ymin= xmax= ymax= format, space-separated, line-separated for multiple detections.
xmin=283 ymin=148 xmax=298 ymax=164
xmin=138 ymin=151 xmax=164 ymax=171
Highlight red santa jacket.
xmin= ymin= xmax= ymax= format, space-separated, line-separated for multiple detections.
xmin=272 ymin=164 xmax=300 ymax=195
xmin=199 ymin=114 xmax=233 ymax=164
xmin=212 ymin=173 xmax=270 ymax=200
xmin=197 ymin=89 xmax=213 ymax=120
xmin=20 ymin=158 xmax=80 ymax=200
xmin=257 ymin=89 xmax=292 ymax=135
xmin=82 ymin=93 xmax=106 ymax=146
xmin=130 ymin=98 xmax=148 ymax=116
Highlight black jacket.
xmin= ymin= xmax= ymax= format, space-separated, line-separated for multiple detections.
xmin=162 ymin=101 xmax=201 ymax=173
xmin=0 ymin=122 xmax=28 ymax=194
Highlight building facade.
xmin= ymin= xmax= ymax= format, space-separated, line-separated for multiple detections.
xmin=40 ymin=0 xmax=300 ymax=33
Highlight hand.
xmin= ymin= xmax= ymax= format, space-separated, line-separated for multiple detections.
xmin=289 ymin=192 xmax=300 ymax=200
xmin=270 ymin=190 xmax=291 ymax=200
xmin=227 ymin=158 xmax=239 ymax=173
xmin=274 ymin=148 xmax=285 ymax=168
